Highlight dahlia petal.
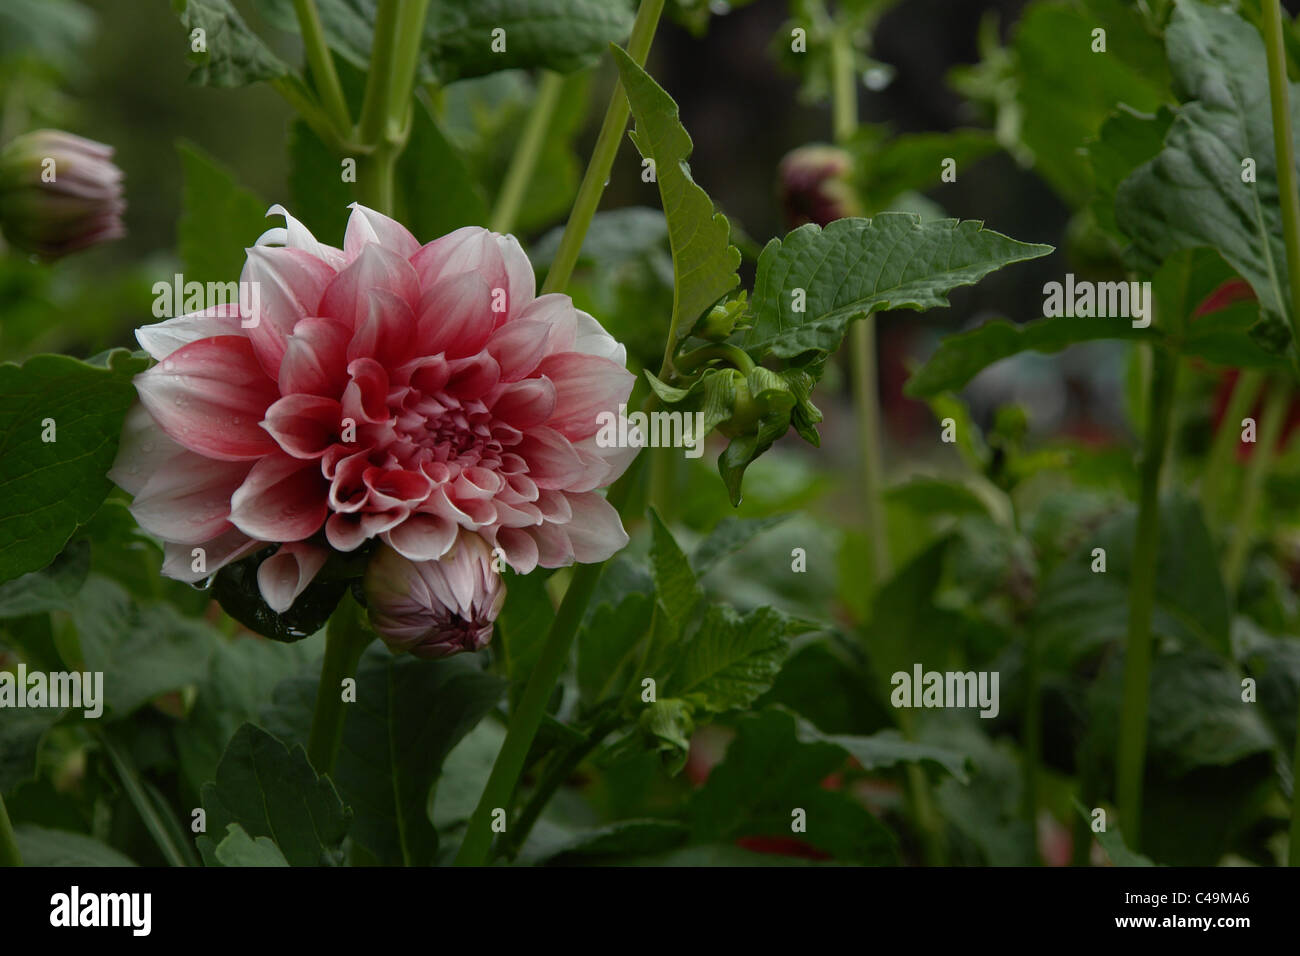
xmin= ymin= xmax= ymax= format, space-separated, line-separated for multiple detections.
xmin=319 ymin=242 xmax=420 ymax=331
xmin=495 ymin=527 xmax=539 ymax=575
xmin=109 ymin=404 xmax=188 ymax=496
xmin=574 ymin=431 xmax=640 ymax=486
xmin=241 ymin=245 xmax=335 ymax=373
xmin=363 ymin=465 xmax=434 ymax=508
xmin=229 ymin=454 xmax=329 ymax=541
xmin=536 ymin=351 xmax=635 ymax=440
xmin=443 ymin=353 xmax=500 ymax=400
xmin=486 ymin=319 xmax=553 ymax=381
xmin=278 ymin=317 xmax=351 ymax=396
xmin=256 ymin=541 xmax=329 ymax=613
xmin=564 ymin=492 xmax=629 ymax=563
xmin=344 ymin=203 xmax=421 ymax=260
xmin=341 ymin=357 xmax=392 ymax=424
xmin=383 ymin=512 xmax=458 ymax=561
xmin=497 ymin=232 xmax=537 ymax=315
xmin=130 ymin=453 xmax=251 ymax=544
xmin=258 ymin=204 xmax=347 ymax=269
xmin=348 ymin=288 xmax=416 ymax=367
xmin=411 ymin=227 xmax=509 ymax=297
xmin=415 ymin=270 xmax=495 ymax=358
xmin=161 ymin=528 xmax=261 ymax=583
xmin=514 ymin=426 xmax=597 ymax=490
xmin=135 ymin=303 xmax=246 ymax=360
xmin=262 ymin=393 xmax=342 ymax=459
xmin=325 ymin=508 xmax=407 ymax=551
xmin=572 ymin=309 xmax=628 ymax=365
xmin=134 ymin=335 xmax=280 ymax=460
xmin=531 ymin=521 xmax=576 ymax=568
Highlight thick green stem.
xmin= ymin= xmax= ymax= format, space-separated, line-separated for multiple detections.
xmin=1203 ymin=369 xmax=1265 ymax=525
xmin=540 ymin=0 xmax=665 ymax=297
xmin=292 ymin=0 xmax=353 ymax=136
xmin=307 ymin=593 xmax=373 ymax=774
xmin=1115 ymin=345 xmax=1180 ymax=849
xmin=1263 ymin=0 xmax=1300 ymax=342
xmin=357 ymin=0 xmax=403 ymax=147
xmin=0 ymin=793 xmax=21 ymax=867
xmin=357 ymin=148 xmax=399 ymax=215
xmin=454 ymin=457 xmax=645 ymax=866
xmin=387 ymin=0 xmax=432 ymax=138
xmin=1223 ymin=380 xmax=1288 ymax=595
xmin=490 ymin=72 xmax=565 ymax=234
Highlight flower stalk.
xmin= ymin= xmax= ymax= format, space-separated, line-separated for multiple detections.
xmin=307 ymin=592 xmax=373 ymax=774
xmin=0 ymin=793 xmax=21 ymax=867
xmin=291 ymin=0 xmax=353 ymax=137
xmin=490 ymin=72 xmax=565 ymax=234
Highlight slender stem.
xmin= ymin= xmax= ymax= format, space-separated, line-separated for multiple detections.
xmin=491 ymin=72 xmax=565 ymax=234
xmin=95 ymin=728 xmax=195 ymax=867
xmin=829 ymin=26 xmax=857 ymax=144
xmin=1263 ymin=0 xmax=1300 ymax=341
xmin=387 ymin=0 xmax=432 ymax=140
xmin=1223 ymin=380 xmax=1288 ymax=595
xmin=307 ymin=593 xmax=373 ymax=774
xmin=540 ymin=0 xmax=666 ymax=297
xmin=675 ymin=342 xmax=756 ymax=375
xmin=0 ymin=793 xmax=21 ymax=867
xmin=1115 ymin=344 xmax=1180 ymax=850
xmin=1022 ymin=622 xmax=1041 ymax=862
xmin=454 ymin=456 xmax=646 ymax=866
xmin=291 ymin=0 xmax=353 ymax=137
xmin=271 ymin=77 xmax=352 ymax=154
xmin=1203 ymin=369 xmax=1265 ymax=525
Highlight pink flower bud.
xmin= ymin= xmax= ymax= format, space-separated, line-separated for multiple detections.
xmin=777 ymin=144 xmax=860 ymax=230
xmin=364 ymin=534 xmax=506 ymax=659
xmin=0 ymin=129 xmax=126 ymax=258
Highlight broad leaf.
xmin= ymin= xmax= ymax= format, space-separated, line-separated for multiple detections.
xmin=577 ymin=591 xmax=653 ymax=710
xmin=1117 ymin=0 xmax=1299 ymax=322
xmin=649 ymin=510 xmax=702 ymax=633
xmin=0 ymin=539 xmax=89 ymax=618
xmin=0 ymin=350 xmax=147 ymax=584
xmin=172 ymin=0 xmax=291 ymax=87
xmin=213 ymin=823 xmax=291 ymax=866
xmin=614 ymin=45 xmax=741 ymax=348
xmin=742 ymin=214 xmax=1052 ymax=363
xmin=691 ymin=515 xmax=789 ymax=577
xmin=199 ymin=723 xmax=349 ymax=867
xmin=14 ymin=825 xmax=137 ymax=866
xmin=795 ymin=717 xmax=971 ymax=783
xmin=178 ymin=141 xmax=268 ymax=285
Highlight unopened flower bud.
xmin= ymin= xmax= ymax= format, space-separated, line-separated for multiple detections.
xmin=364 ymin=534 xmax=506 ymax=659
xmin=0 ymin=129 xmax=126 ymax=258
xmin=778 ymin=144 xmax=860 ymax=230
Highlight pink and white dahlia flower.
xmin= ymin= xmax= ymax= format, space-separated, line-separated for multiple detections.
xmin=110 ymin=203 xmax=635 ymax=614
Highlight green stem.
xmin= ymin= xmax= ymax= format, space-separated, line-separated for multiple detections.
xmin=95 ymin=728 xmax=195 ymax=867
xmin=307 ymin=593 xmax=373 ymax=775
xmin=1263 ymin=0 xmax=1300 ymax=342
xmin=1115 ymin=344 xmax=1180 ymax=850
xmin=387 ymin=0 xmax=432 ymax=139
xmin=357 ymin=0 xmax=402 ymax=146
xmin=0 ymin=792 xmax=21 ymax=867
xmin=675 ymin=342 xmax=756 ymax=375
xmin=454 ymin=457 xmax=645 ymax=866
xmin=291 ymin=0 xmax=353 ymax=137
xmin=271 ymin=76 xmax=352 ymax=154
xmin=1022 ymin=623 xmax=1041 ymax=862
xmin=490 ymin=72 xmax=565 ymax=234
xmin=540 ymin=0 xmax=665 ymax=297
xmin=1291 ymin=685 xmax=1300 ymax=865
xmin=356 ymin=147 xmax=399 ymax=215
xmin=1223 ymin=380 xmax=1288 ymax=596
xmin=1203 ymin=369 xmax=1265 ymax=525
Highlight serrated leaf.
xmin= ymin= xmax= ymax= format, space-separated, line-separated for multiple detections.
xmin=906 ymin=316 xmax=1160 ymax=398
xmin=1071 ymin=800 xmax=1155 ymax=867
xmin=793 ymin=716 xmax=970 ymax=783
xmin=649 ymin=510 xmax=702 ymax=633
xmin=199 ymin=723 xmax=349 ymax=867
xmin=691 ymin=516 xmax=789 ymax=576
xmin=177 ymin=141 xmax=268 ymax=284
xmin=213 ymin=823 xmax=291 ymax=866
xmin=743 ymin=214 xmax=1052 ymax=362
xmin=425 ymin=0 xmax=634 ymax=83
xmin=1086 ymin=105 xmax=1174 ymax=238
xmin=1117 ymin=0 xmax=1298 ymax=321
xmin=613 ymin=45 xmax=741 ymax=348
xmin=577 ymin=591 xmax=653 ymax=709
xmin=172 ymin=0 xmax=291 ymax=87
xmin=0 ymin=350 xmax=147 ymax=584
xmin=663 ymin=605 xmax=808 ymax=715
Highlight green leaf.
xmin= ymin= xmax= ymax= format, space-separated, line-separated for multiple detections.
xmin=532 ymin=206 xmax=668 ymax=271
xmin=286 ymin=120 xmax=352 ymax=245
xmin=532 ymin=819 xmax=690 ymax=865
xmin=199 ymin=723 xmax=349 ymax=867
xmin=262 ymin=646 xmax=506 ymax=866
xmin=178 ymin=141 xmax=269 ymax=284
xmin=662 ymin=605 xmax=808 ymax=715
xmin=210 ymin=547 xmax=348 ymax=642
xmin=631 ymin=697 xmax=695 ymax=775
xmin=577 ymin=591 xmax=653 ymax=710
xmin=883 ymin=478 xmax=990 ymax=519
xmin=613 ymin=45 xmax=741 ymax=347
xmin=425 ymin=0 xmax=634 ymax=83
xmin=1071 ymin=801 xmax=1155 ymax=867
xmin=649 ymin=510 xmax=703 ymax=633
xmin=1011 ymin=0 xmax=1170 ymax=205
xmin=691 ymin=516 xmax=789 ymax=577
xmin=497 ymin=568 xmax=554 ymax=695
xmin=172 ymin=0 xmax=291 ymax=87
xmin=850 ymin=127 xmax=999 ymax=211
xmin=0 ymin=707 xmax=65 ymax=795
xmin=396 ymin=97 xmax=492 ymax=240
xmin=742 ymin=214 xmax=1052 ymax=363
xmin=689 ymin=708 xmax=898 ymax=864
xmin=1116 ymin=0 xmax=1298 ymax=321
xmin=72 ymin=575 xmax=219 ymax=718
xmin=795 ymin=717 xmax=971 ymax=783
xmin=1086 ymin=105 xmax=1174 ymax=239
xmin=906 ymin=316 xmax=1158 ymax=398
xmin=13 ymin=825 xmax=137 ymax=866
xmin=213 ymin=823 xmax=291 ymax=866
xmin=0 ymin=350 xmax=147 ymax=585
xmin=0 ymin=539 xmax=89 ymax=618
